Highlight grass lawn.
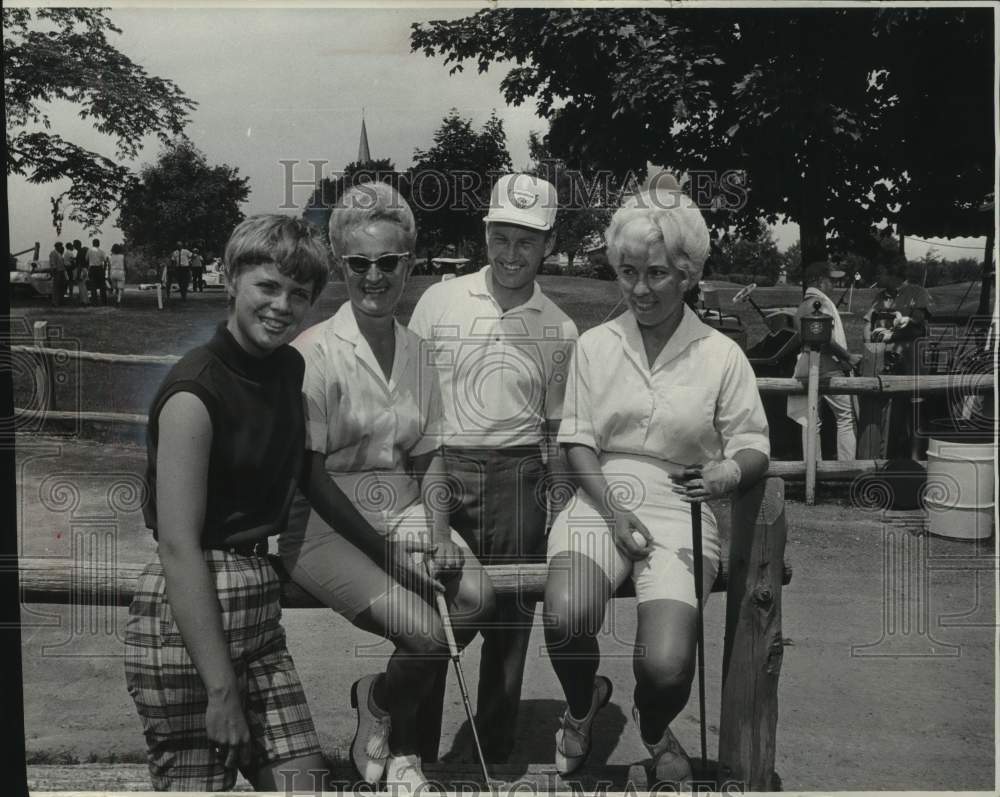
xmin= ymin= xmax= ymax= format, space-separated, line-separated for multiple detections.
xmin=9 ymin=276 xmax=991 ymax=431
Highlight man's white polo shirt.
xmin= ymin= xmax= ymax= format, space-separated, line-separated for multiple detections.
xmin=408 ymin=266 xmax=579 ymax=449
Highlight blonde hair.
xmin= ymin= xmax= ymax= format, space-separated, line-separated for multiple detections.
xmin=223 ymin=214 xmax=331 ymax=300
xmin=329 ymin=181 xmax=417 ymax=257
xmin=604 ymin=188 xmax=710 ymax=284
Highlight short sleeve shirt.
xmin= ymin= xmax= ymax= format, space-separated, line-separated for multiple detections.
xmin=87 ymin=247 xmax=107 ymax=267
xmin=407 ymin=266 xmax=579 ymax=449
xmin=292 ymin=303 xmax=444 ymax=512
xmin=559 ymin=306 xmax=770 ymax=465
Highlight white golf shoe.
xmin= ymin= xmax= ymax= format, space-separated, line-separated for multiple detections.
xmin=350 ymin=673 xmax=391 ymax=785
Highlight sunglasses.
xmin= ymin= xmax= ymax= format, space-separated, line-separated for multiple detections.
xmin=343 ymin=252 xmax=410 ymax=275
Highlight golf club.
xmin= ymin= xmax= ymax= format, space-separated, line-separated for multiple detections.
xmin=690 ymin=500 xmax=708 ymax=772
xmin=425 ymin=560 xmax=492 ymax=786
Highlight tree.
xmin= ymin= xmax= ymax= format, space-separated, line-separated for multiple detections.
xmin=303 ymin=157 xmax=405 ymax=244
xmin=526 ymin=132 xmax=614 ymax=271
xmin=707 ymin=223 xmax=782 ymax=283
xmin=408 ymin=109 xmax=513 ymax=263
xmin=118 ymin=141 xmax=250 ymax=256
xmin=412 ymin=8 xmax=993 ymax=269
xmin=4 ymin=8 xmax=196 ymax=233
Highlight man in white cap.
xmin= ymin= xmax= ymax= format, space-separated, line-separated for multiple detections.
xmin=408 ymin=173 xmax=578 ymax=762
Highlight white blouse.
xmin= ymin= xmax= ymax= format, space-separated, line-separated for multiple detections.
xmin=558 ymin=306 xmax=769 ymax=466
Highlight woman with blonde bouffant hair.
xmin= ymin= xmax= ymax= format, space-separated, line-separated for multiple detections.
xmin=543 ymin=176 xmax=770 ymax=785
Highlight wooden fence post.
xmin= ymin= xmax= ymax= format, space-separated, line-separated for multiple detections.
xmin=718 ymin=476 xmax=786 ymax=791
xmin=804 ymin=349 xmax=820 ymax=504
xmin=32 ymin=321 xmax=54 ymax=416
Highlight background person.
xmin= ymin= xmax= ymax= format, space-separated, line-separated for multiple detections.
xmin=87 ymin=238 xmax=109 ymax=306
xmin=544 ymin=182 xmax=770 ymax=784
xmin=408 ymin=173 xmax=579 ymax=763
xmin=170 ymin=240 xmax=193 ymax=300
xmin=786 ymin=261 xmax=861 ymax=461
xmin=109 ymin=243 xmax=126 ymax=305
xmin=73 ymin=239 xmax=89 ymax=306
xmin=62 ymin=241 xmax=76 ymax=300
xmin=124 ymin=215 xmax=331 ymax=792
xmin=48 ymin=241 xmax=66 ymax=307
xmin=280 ymin=183 xmax=495 ymax=793
xmin=190 ymin=248 xmax=205 ymax=292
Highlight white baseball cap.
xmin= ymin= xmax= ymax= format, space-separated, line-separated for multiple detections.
xmin=484 ymin=174 xmax=558 ymax=231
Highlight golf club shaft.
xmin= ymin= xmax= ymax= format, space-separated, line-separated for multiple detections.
xmin=691 ymin=501 xmax=707 ymax=768
xmin=431 ymin=579 xmax=492 ymax=785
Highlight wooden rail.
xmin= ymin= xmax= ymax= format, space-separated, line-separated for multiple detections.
xmin=17 ymin=319 xmax=990 ymax=508
xmin=12 ymin=339 xmax=993 ymax=395
xmin=16 ymin=553 xmax=793 ymax=606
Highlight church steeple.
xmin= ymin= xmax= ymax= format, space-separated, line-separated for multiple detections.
xmin=358 ymin=109 xmax=371 ymax=163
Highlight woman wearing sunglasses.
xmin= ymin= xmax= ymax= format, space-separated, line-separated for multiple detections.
xmin=279 ymin=182 xmax=496 ymax=793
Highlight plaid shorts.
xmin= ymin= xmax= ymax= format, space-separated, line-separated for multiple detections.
xmin=125 ymin=549 xmax=321 ymax=791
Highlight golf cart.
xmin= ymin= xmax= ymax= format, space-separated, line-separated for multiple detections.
xmin=431 ymin=257 xmax=471 ymax=279
xmin=732 ymin=283 xmax=806 ymax=459
xmin=9 ymin=263 xmax=54 ymax=299
xmin=695 ymin=282 xmax=747 ymax=349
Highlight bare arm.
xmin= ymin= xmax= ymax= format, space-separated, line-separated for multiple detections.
xmin=155 ymin=392 xmax=250 ymax=769
xmin=301 ymin=450 xmax=443 ymax=592
xmin=300 ymin=450 xmax=386 ymax=563
xmin=733 ymin=448 xmax=769 ymax=488
xmin=564 ymin=443 xmax=651 ymax=560
xmin=419 ymin=451 xmax=465 ymax=575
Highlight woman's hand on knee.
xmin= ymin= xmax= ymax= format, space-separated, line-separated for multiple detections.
xmin=613 ymin=510 xmax=653 ymax=561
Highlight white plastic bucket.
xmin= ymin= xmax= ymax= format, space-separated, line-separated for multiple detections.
xmin=925 ymin=436 xmax=995 ymax=540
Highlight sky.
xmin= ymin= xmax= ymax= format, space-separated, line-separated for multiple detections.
xmin=6 ymin=4 xmax=991 ymax=264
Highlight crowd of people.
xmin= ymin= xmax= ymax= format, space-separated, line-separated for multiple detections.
xmin=162 ymin=241 xmax=208 ymax=299
xmin=45 ymin=238 xmax=126 ymax=308
xmin=123 ymin=172 xmax=773 ymax=793
xmin=39 ymin=238 xmax=216 ymax=308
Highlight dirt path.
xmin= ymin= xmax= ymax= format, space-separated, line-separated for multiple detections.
xmin=16 ymin=436 xmax=995 ymax=790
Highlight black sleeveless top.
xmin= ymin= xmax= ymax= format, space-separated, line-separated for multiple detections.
xmin=144 ymin=323 xmax=306 ymax=547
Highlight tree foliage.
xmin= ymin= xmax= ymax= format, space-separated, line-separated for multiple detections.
xmin=408 ymin=109 xmax=513 ymax=262
xmin=303 ymin=157 xmax=405 ymax=244
xmin=411 ymin=8 xmax=994 ymax=266
xmin=118 ymin=142 xmax=249 ymax=256
xmin=706 ymin=223 xmax=782 ymax=283
xmin=4 ymin=7 xmax=196 ymax=232
xmin=526 ymin=132 xmax=614 ymax=269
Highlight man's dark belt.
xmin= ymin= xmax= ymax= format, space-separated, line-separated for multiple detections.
xmin=205 ymin=540 xmax=269 ymax=557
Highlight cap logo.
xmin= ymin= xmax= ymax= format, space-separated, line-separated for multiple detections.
xmin=510 ymin=188 xmax=536 ymax=209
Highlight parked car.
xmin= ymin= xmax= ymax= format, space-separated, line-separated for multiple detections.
xmin=202 ymin=258 xmax=225 ymax=288
xmin=9 ymin=264 xmax=53 ymax=298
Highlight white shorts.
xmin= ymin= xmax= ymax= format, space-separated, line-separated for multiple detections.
xmin=546 ymin=453 xmax=721 ymax=607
